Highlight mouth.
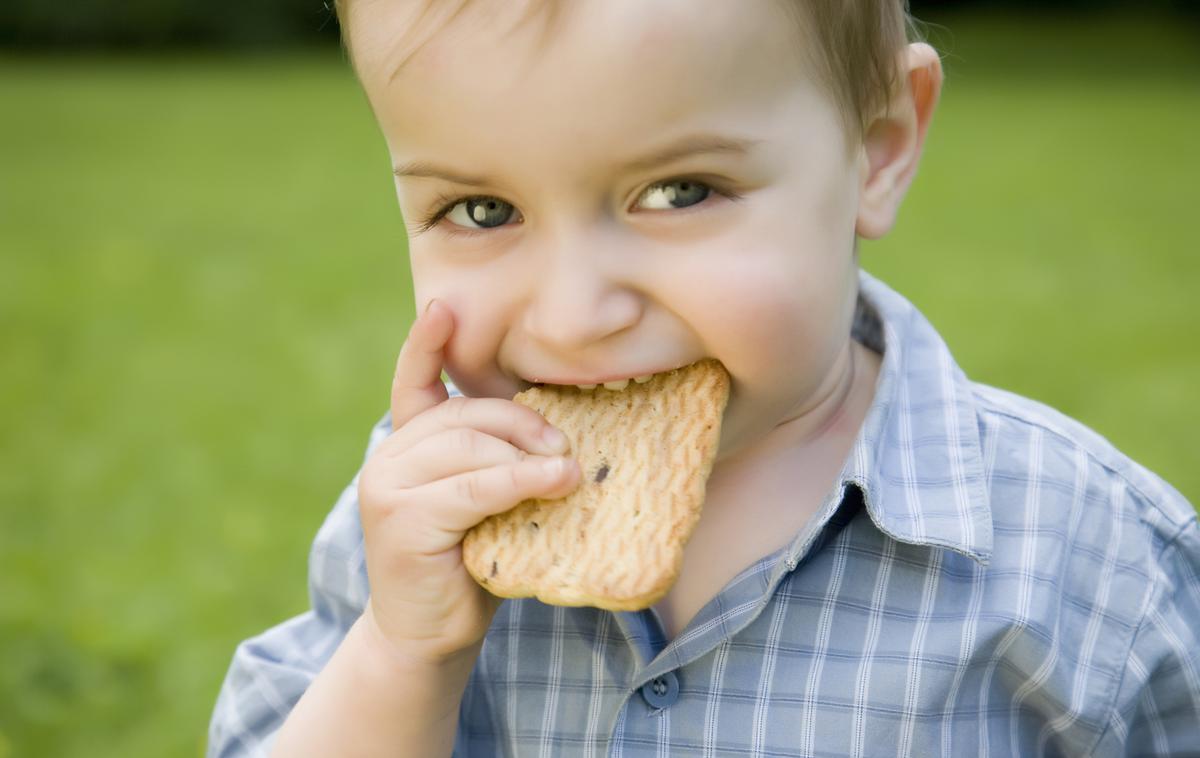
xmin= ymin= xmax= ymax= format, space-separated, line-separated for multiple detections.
xmin=519 ymin=364 xmax=694 ymax=393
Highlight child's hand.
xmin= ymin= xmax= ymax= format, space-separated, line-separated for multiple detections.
xmin=356 ymin=300 xmax=581 ymax=665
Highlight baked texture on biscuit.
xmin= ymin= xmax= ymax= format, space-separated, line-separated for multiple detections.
xmin=462 ymin=359 xmax=730 ymax=611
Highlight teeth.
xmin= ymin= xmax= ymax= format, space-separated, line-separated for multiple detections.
xmin=566 ymin=370 xmax=662 ymax=392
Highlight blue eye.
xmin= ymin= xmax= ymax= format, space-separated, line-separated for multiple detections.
xmin=414 ymin=177 xmax=738 ymax=237
xmin=444 ymin=197 xmax=516 ymax=229
xmin=635 ymin=179 xmax=710 ymax=211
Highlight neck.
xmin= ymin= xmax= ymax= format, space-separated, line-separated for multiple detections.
xmin=713 ymin=339 xmax=880 ymax=486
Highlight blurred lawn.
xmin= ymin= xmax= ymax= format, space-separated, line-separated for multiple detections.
xmin=2 ymin=11 xmax=1198 ymax=758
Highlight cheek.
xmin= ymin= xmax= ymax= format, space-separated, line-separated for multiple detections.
xmin=675 ymin=251 xmax=849 ymax=380
xmin=412 ymin=269 xmax=511 ymax=389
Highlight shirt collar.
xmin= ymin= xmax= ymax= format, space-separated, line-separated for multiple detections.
xmin=827 ymin=269 xmax=993 ymax=565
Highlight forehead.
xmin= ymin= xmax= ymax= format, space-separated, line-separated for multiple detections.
xmin=349 ymin=0 xmax=822 ymax=162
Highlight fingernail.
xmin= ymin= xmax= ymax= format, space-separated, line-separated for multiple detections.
xmin=541 ymin=457 xmax=565 ymax=476
xmin=541 ymin=426 xmax=568 ymax=454
xmin=424 ymin=298 xmax=438 ymax=314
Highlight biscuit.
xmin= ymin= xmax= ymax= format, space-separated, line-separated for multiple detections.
xmin=462 ymin=359 xmax=730 ymax=611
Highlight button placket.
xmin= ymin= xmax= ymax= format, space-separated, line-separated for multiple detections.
xmin=639 ymin=670 xmax=680 ymax=709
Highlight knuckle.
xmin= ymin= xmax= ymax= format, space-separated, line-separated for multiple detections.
xmin=357 ymin=477 xmax=388 ymax=520
xmin=444 ymin=396 xmax=471 ymax=424
xmin=508 ymin=461 xmax=528 ymax=494
xmin=357 ymin=463 xmax=415 ymax=519
xmin=454 ymin=427 xmax=481 ymax=457
xmin=357 ymin=465 xmax=381 ymax=501
xmin=377 ymin=428 xmax=414 ymax=461
xmin=456 ymin=471 xmax=482 ymax=504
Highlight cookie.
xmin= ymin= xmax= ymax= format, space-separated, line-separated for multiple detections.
xmin=461 ymin=358 xmax=730 ymax=611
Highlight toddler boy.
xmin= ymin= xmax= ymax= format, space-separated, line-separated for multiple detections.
xmin=210 ymin=1 xmax=1200 ymax=755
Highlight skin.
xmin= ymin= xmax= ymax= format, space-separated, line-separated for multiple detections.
xmin=272 ymin=2 xmax=942 ymax=753
xmin=349 ymin=0 xmax=938 ymax=469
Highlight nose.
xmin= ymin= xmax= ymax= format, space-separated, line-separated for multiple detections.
xmin=521 ymin=242 xmax=643 ymax=352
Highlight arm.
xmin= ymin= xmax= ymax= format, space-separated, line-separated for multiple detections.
xmin=208 ymin=418 xmax=385 ymax=757
xmin=1100 ymin=517 xmax=1200 ymax=756
xmin=269 ymin=607 xmax=479 ymax=757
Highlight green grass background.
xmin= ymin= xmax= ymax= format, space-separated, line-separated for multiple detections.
xmin=2 ymin=11 xmax=1198 ymax=757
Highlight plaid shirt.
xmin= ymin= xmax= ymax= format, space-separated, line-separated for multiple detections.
xmin=209 ymin=271 xmax=1200 ymax=757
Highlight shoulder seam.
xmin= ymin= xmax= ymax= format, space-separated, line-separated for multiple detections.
xmin=970 ymin=384 xmax=1178 ymax=525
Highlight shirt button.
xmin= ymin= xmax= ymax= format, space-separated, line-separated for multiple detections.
xmin=640 ymin=671 xmax=680 ymax=709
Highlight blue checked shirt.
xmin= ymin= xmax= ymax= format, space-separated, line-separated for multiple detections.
xmin=209 ymin=271 xmax=1200 ymax=757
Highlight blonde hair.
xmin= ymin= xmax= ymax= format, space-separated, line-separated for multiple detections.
xmin=334 ymin=0 xmax=923 ymax=145
xmin=779 ymin=0 xmax=925 ymax=142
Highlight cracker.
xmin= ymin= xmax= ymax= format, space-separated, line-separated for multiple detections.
xmin=462 ymin=359 xmax=730 ymax=611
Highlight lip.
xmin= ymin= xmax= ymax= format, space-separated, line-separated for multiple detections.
xmin=519 ymin=362 xmax=694 ymax=387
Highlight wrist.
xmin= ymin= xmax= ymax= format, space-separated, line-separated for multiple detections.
xmin=354 ymin=603 xmax=482 ymax=680
xmin=270 ymin=605 xmax=477 ymax=757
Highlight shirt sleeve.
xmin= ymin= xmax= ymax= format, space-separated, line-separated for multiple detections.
xmin=206 ymin=413 xmax=393 ymax=757
xmin=1103 ymin=514 xmax=1200 ymax=756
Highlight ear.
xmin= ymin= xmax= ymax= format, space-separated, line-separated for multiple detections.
xmin=855 ymin=42 xmax=943 ymax=239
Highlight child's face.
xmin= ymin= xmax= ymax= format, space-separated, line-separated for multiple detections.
xmin=350 ymin=1 xmax=868 ymax=462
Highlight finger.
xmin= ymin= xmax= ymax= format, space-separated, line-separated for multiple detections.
xmin=387 ymin=428 xmax=530 ymax=488
xmin=390 ymin=299 xmax=453 ymax=432
xmin=377 ymin=396 xmax=571 ymax=460
xmin=408 ymin=455 xmax=581 ymax=537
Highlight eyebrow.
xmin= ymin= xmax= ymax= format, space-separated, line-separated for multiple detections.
xmin=392 ymin=133 xmax=762 ymax=187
